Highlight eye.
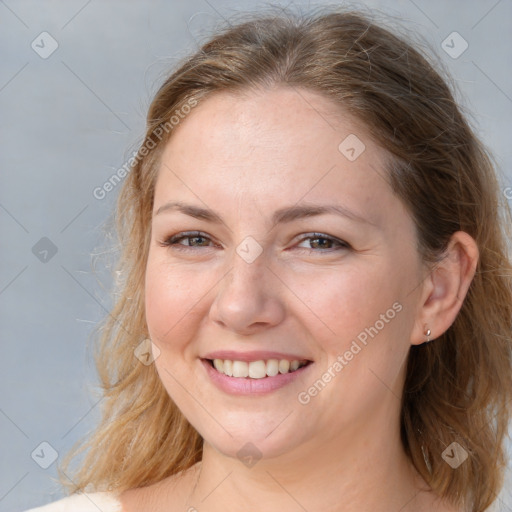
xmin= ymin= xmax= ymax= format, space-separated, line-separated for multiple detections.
xmin=295 ymin=233 xmax=351 ymax=252
xmin=158 ymin=231 xmax=351 ymax=253
xmin=158 ymin=231 xmax=217 ymax=250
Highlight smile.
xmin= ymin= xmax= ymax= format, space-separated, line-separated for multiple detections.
xmin=201 ymin=358 xmax=313 ymax=395
xmin=208 ymin=358 xmax=310 ymax=378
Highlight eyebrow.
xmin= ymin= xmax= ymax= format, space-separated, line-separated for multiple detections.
xmin=154 ymin=201 xmax=376 ymax=227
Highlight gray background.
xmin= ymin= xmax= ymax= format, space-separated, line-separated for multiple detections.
xmin=1 ymin=0 xmax=511 ymax=510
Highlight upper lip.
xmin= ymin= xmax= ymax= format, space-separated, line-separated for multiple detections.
xmin=202 ymin=350 xmax=313 ymax=363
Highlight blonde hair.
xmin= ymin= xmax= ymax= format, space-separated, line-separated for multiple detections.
xmin=59 ymin=6 xmax=512 ymax=511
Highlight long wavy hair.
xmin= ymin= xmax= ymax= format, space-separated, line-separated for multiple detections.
xmin=59 ymin=6 xmax=512 ymax=511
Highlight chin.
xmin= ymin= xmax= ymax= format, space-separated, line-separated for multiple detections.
xmin=198 ymin=418 xmax=308 ymax=465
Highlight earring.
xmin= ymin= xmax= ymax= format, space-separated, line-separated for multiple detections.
xmin=425 ymin=328 xmax=431 ymax=343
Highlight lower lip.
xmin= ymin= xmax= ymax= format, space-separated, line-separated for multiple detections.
xmin=201 ymin=359 xmax=313 ymax=395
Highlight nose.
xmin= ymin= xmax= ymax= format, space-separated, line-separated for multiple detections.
xmin=208 ymin=250 xmax=286 ymax=335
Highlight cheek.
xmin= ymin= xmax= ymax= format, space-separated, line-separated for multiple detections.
xmin=297 ymin=260 xmax=415 ymax=398
xmin=302 ymin=269 xmax=411 ymax=408
xmin=144 ymin=257 xmax=207 ymax=348
xmin=290 ymin=264 xmax=403 ymax=345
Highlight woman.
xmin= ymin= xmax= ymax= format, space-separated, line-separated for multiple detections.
xmin=27 ymin=6 xmax=512 ymax=512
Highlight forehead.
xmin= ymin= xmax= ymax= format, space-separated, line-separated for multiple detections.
xmin=154 ymin=87 xmax=399 ymax=225
xmin=164 ymin=87 xmax=369 ymax=161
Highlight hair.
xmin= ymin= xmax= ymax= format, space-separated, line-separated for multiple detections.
xmin=59 ymin=5 xmax=512 ymax=511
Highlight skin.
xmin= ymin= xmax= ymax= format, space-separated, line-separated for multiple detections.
xmin=120 ymin=87 xmax=478 ymax=512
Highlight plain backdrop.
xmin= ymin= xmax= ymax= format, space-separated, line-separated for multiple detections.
xmin=1 ymin=1 xmax=511 ymax=510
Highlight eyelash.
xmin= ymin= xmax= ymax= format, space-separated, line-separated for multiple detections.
xmin=158 ymin=231 xmax=351 ymax=253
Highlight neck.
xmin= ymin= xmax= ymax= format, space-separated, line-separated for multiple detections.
xmin=182 ymin=417 xmax=430 ymax=512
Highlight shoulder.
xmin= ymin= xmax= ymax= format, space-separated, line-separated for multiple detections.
xmin=24 ymin=491 xmax=123 ymax=512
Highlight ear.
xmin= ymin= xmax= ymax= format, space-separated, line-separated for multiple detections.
xmin=411 ymin=231 xmax=479 ymax=346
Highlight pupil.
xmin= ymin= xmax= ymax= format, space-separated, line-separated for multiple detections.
xmin=313 ymin=238 xmax=330 ymax=249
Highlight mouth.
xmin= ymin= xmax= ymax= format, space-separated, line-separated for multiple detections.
xmin=203 ymin=358 xmax=313 ymax=379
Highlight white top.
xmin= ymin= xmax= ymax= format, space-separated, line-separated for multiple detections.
xmin=24 ymin=492 xmax=123 ymax=512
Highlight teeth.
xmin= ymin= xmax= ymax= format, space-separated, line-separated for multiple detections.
xmin=232 ymin=360 xmax=249 ymax=378
xmin=211 ymin=358 xmax=308 ymax=378
xmin=266 ymin=359 xmax=279 ymax=377
xmin=223 ymin=359 xmax=233 ymax=377
xmin=248 ymin=360 xmax=266 ymax=379
xmin=278 ymin=360 xmax=290 ymax=373
xmin=290 ymin=360 xmax=300 ymax=371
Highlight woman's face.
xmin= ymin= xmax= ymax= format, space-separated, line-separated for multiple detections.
xmin=145 ymin=87 xmax=426 ymax=461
